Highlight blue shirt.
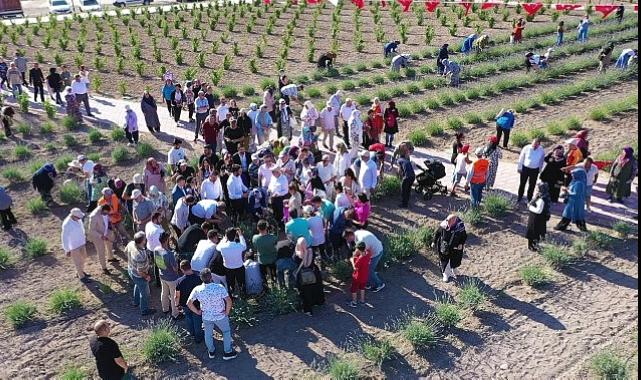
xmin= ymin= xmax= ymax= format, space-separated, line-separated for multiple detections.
xmin=496 ymin=112 xmax=515 ymax=130
xmin=162 ymin=84 xmax=175 ymax=101
xmin=285 ymin=218 xmax=312 ymax=245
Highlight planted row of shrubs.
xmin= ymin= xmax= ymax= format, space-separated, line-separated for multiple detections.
xmin=4 ymin=288 xmax=82 ymax=328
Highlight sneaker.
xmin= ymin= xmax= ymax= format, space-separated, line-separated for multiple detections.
xmin=80 ymin=276 xmax=92 ymax=284
xmin=442 ymin=273 xmax=449 ymax=282
xmin=208 ymin=351 xmax=216 ymax=359
xmin=223 ymin=351 xmax=238 ymax=360
xmin=141 ymin=308 xmax=157 ymax=316
xmin=347 ymin=301 xmax=358 ymax=308
xmin=107 ymin=258 xmax=120 ymax=263
xmin=372 ymin=283 xmax=386 ymax=292
xmin=365 ymin=285 xmax=373 ymax=290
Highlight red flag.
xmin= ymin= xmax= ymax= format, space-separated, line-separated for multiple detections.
xmin=594 ymin=4 xmax=618 ymax=18
xmin=351 ymin=0 xmax=364 ymax=8
xmin=522 ymin=2 xmax=543 ymax=15
xmin=397 ymin=0 xmax=413 ymax=12
xmin=481 ymin=1 xmax=499 ymax=10
xmin=555 ymin=4 xmax=582 ymax=11
xmin=460 ymin=1 xmax=472 ymax=15
xmin=425 ymin=0 xmax=439 ymax=12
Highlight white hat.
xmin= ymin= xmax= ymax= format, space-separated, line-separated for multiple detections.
xmin=76 ymin=154 xmax=87 ymax=162
xmin=149 ymin=185 xmax=159 ymax=196
xmin=475 ymin=147 xmax=484 ymax=157
xmin=132 ymin=173 xmax=143 ymax=184
xmin=131 ymin=189 xmax=142 ymax=198
xmin=67 ymin=160 xmax=82 ymax=169
xmin=70 ymin=208 xmax=84 ymax=218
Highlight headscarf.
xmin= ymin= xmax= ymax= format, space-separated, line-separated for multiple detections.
xmin=530 ymin=182 xmax=551 ymax=216
xmin=348 ymin=109 xmax=362 ymax=129
xmin=438 ymin=44 xmax=449 ymax=60
xmin=300 ymin=101 xmax=318 ymax=122
xmin=142 ymin=91 xmax=154 ymax=106
xmin=440 ymin=214 xmax=465 ymax=233
xmin=616 ymin=147 xmax=634 ymax=166
xmin=575 ymin=130 xmax=588 ymax=140
xmin=145 ymin=158 xmax=161 ymax=174
xmin=387 ymin=100 xmax=396 ymax=110
xmin=484 ymin=135 xmax=499 ymax=156
xmin=571 ymin=167 xmax=587 ymax=184
xmin=93 ymin=164 xmax=106 ymax=178
xmin=38 ymin=163 xmax=57 ymax=178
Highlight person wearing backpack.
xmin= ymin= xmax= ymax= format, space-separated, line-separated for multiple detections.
xmin=293 ymin=237 xmax=324 ymax=316
xmin=495 ymin=108 xmax=516 ymax=148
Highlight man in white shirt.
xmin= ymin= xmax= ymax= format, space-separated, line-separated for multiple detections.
xmin=191 ymin=230 xmax=220 ymax=273
xmin=319 ymin=102 xmax=336 ymax=151
xmin=357 ymin=151 xmax=379 ymax=197
xmin=517 ymin=138 xmax=545 ymax=202
xmin=170 ymin=195 xmax=195 ymax=236
xmin=145 ymin=212 xmax=165 ymax=252
xmin=339 ymin=98 xmax=356 ymax=148
xmin=328 ymin=90 xmax=342 ymax=137
xmin=191 ymin=199 xmax=225 ymax=224
xmin=258 ymin=155 xmax=275 ymax=189
xmin=227 ymin=164 xmax=248 ymax=222
xmin=216 ymin=98 xmax=229 ymax=122
xmin=200 ymin=171 xmax=223 ymax=201
xmin=70 ymin=74 xmax=93 ymax=116
xmin=304 ymin=206 xmax=328 ymax=264
xmin=167 ymin=138 xmax=187 ymax=170
xmin=217 ymin=227 xmax=247 ymax=297
xmin=61 ymin=208 xmax=91 ymax=283
xmin=268 ymin=166 xmax=289 ymax=224
xmin=343 ymin=228 xmax=385 ymax=292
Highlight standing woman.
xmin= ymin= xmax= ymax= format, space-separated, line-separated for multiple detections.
xmin=525 ymin=182 xmax=551 ymax=251
xmin=263 ymin=86 xmax=276 ymax=123
xmin=483 ymin=135 xmax=503 ymax=190
xmin=140 ymin=91 xmax=161 ymax=133
xmin=436 ymin=43 xmax=449 ymax=74
xmin=161 ymin=79 xmax=175 ymax=117
xmin=124 ymin=105 xmax=139 ymax=146
xmin=333 ymin=142 xmax=352 ymax=182
xmin=170 ymin=83 xmax=185 ymax=127
xmin=370 ymin=98 xmax=384 ymax=144
xmin=237 ymin=108 xmax=253 ymax=151
xmin=383 ymin=100 xmax=399 ymax=148
xmin=65 ymin=87 xmax=82 ymax=123
xmin=606 ymin=147 xmax=638 ymax=204
xmin=540 ymin=145 xmax=566 ymax=203
xmin=451 ymin=132 xmax=465 ymax=164
xmin=556 ymin=21 xmax=565 ymax=46
xmin=513 ymin=18 xmax=526 ymax=44
xmin=432 ymin=214 xmax=467 ymax=282
xmin=293 ymin=237 xmax=324 ymax=316
xmin=143 ymin=158 xmax=167 ymax=194
xmin=184 ymin=83 xmax=195 ymax=123
xmin=347 ymin=109 xmax=363 ymax=159
xmin=555 ymin=168 xmax=588 ymax=232
xmin=228 ymin=99 xmax=240 ymax=119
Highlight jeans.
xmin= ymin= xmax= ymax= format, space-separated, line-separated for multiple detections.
xmin=470 ymin=183 xmax=485 ymax=207
xmin=276 ymin=257 xmax=296 ymax=288
xmin=367 ymin=253 xmax=384 ymax=288
xmin=556 ymin=32 xmax=564 ymax=46
xmin=401 ymin=177 xmax=413 ymax=206
xmin=518 ymin=166 xmax=540 ymax=201
xmin=129 ymin=271 xmax=150 ymax=313
xmin=578 ymin=28 xmax=588 ymax=42
xmin=385 ymin=133 xmax=395 ymax=146
xmin=11 ymin=84 xmax=22 ymax=98
xmin=203 ymin=317 xmax=233 ymax=354
xmin=183 ymin=307 xmax=203 ymax=341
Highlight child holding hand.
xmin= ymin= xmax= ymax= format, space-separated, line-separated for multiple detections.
xmin=348 ymin=241 xmax=372 ymax=308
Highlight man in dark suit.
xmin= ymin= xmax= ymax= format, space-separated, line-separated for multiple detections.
xmin=232 ymin=145 xmax=251 ymax=187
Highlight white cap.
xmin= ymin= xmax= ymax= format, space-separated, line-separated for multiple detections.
xmin=132 ymin=189 xmax=142 ymax=198
xmin=76 ymin=154 xmax=87 ymax=161
xmin=70 ymin=208 xmax=85 ymax=218
xmin=132 ymin=173 xmax=143 ymax=184
xmin=475 ymin=147 xmax=484 ymax=157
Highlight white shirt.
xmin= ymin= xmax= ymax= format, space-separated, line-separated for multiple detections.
xmin=455 ymin=154 xmax=468 ymax=174
xmin=217 ymin=235 xmax=247 ymax=269
xmin=227 ymin=174 xmax=248 ymax=200
xmin=358 ymin=159 xmax=378 ymax=190
xmin=145 ymin=222 xmax=164 ymax=251
xmin=187 ymin=282 xmax=229 ymax=322
xmin=170 ymin=197 xmax=190 ymax=231
xmin=319 ymin=108 xmax=336 ymax=131
xmin=334 ymin=192 xmax=351 ymax=208
xmin=191 ymin=239 xmax=217 ymax=273
xmin=258 ymin=163 xmax=274 ymax=188
xmin=268 ymin=174 xmax=289 ymax=197
xmin=200 ymin=178 xmax=223 ymax=200
xmin=339 ymin=103 xmax=356 ymax=121
xmin=333 ymin=152 xmax=351 ymax=179
xmin=82 ymin=160 xmax=95 ymax=181
xmin=518 ymin=144 xmax=545 ymax=171
xmin=318 ymin=163 xmax=335 ymax=183
xmin=192 ymin=199 xmax=218 ymax=219
xmin=307 ymin=215 xmax=326 ymax=246
xmin=167 ymin=147 xmax=186 ymax=166
xmin=243 ymin=259 xmax=263 ymax=295
xmin=580 ymin=163 xmax=599 ymax=186
xmin=61 ymin=216 xmax=86 ymax=252
xmin=217 ymin=104 xmax=229 ymax=122
xmin=354 ymin=229 xmax=384 ymax=257
xmin=247 ymin=109 xmax=259 ymax=129
xmin=102 ymin=215 xmax=109 ymax=236
xmin=71 ymin=80 xmax=88 ymax=95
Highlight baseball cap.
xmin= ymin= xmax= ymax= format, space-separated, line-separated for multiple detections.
xmin=70 ymin=208 xmax=85 ymax=218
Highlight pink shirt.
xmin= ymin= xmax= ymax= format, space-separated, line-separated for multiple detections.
xmin=354 ymin=200 xmax=371 ymax=225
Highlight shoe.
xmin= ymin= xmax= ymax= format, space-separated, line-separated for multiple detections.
xmin=553 ymin=224 xmax=566 ymax=231
xmin=141 ymin=308 xmax=157 ymax=316
xmin=373 ymin=283 xmax=386 ymax=292
xmin=107 ymin=258 xmax=120 ymax=263
xmin=304 ymin=311 xmax=313 ymax=316
xmin=208 ymin=351 xmax=216 ymax=359
xmin=163 ymin=310 xmax=171 ymax=314
xmin=87 ymin=113 xmax=94 ymax=117
xmin=80 ymin=277 xmax=92 ymax=283
xmin=83 ymin=272 xmax=92 ymax=277
xmin=172 ymin=313 xmax=185 ymax=321
xmin=102 ymin=268 xmax=111 ymax=275
xmin=347 ymin=301 xmax=358 ymax=308
xmin=365 ymin=285 xmax=373 ymax=290
xmin=442 ymin=273 xmax=449 ymax=282
xmin=223 ymin=351 xmax=238 ymax=360
xmin=127 ymin=143 xmax=133 ymax=147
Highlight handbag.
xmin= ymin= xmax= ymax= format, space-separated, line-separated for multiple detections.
xmin=294 ymin=251 xmax=316 ymax=286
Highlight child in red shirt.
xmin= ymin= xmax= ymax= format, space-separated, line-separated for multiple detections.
xmin=348 ymin=241 xmax=371 ymax=308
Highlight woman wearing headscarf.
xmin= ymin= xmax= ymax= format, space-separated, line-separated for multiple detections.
xmin=574 ymin=130 xmax=590 ymax=158
xmin=140 ymin=91 xmax=161 ymax=133
xmin=347 ymin=109 xmax=363 ymax=159
xmin=606 ymin=147 xmax=638 ymax=204
xmin=32 ymin=163 xmax=57 ymax=204
xmin=450 ymin=132 xmax=465 ymax=164
xmin=442 ymin=59 xmax=461 ymax=87
xmin=333 ymin=142 xmax=351 ymax=185
xmin=383 ymin=100 xmax=399 ymax=148
xmin=483 ymin=135 xmax=502 ymax=189
xmin=293 ymin=237 xmax=324 ymax=316
xmin=124 ymin=105 xmax=139 ymax=146
xmin=170 ymin=83 xmax=185 ymax=126
xmin=436 ymin=43 xmax=449 ymax=74
xmin=525 ymin=182 xmax=551 ymax=251
xmin=554 ymin=168 xmax=588 ymax=232
xmin=65 ymin=87 xmax=82 ymax=122
xmin=89 ymin=164 xmax=109 ymax=213
xmin=369 ymin=98 xmax=384 ymax=144
xmin=540 ymin=145 xmax=566 ymax=202
xmin=432 ymin=214 xmax=467 ymax=282
xmin=148 ymin=185 xmax=170 ymax=221
xmin=143 ymin=158 xmax=166 ymax=193
xmin=237 ymin=108 xmax=253 ymax=151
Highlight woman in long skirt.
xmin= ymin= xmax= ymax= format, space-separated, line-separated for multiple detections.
xmin=432 ymin=214 xmax=467 ymax=282
xmin=540 ymin=145 xmax=566 ymax=202
xmin=64 ymin=87 xmax=82 ymax=122
xmin=293 ymin=237 xmax=324 ymax=316
xmin=483 ymin=135 xmax=502 ymax=189
xmin=525 ymin=182 xmax=551 ymax=251
xmin=140 ymin=91 xmax=161 ymax=133
xmin=555 ymin=168 xmax=588 ymax=232
xmin=606 ymin=147 xmax=638 ymax=204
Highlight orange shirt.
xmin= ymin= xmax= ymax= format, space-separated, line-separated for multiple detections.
xmin=98 ymin=194 xmax=122 ymax=225
xmin=470 ymin=159 xmax=489 ymax=184
xmin=566 ymin=148 xmax=583 ymax=167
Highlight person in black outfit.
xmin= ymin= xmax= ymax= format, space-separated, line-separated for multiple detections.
xmin=46 ymin=67 xmax=63 ymax=105
xmin=1 ymin=105 xmax=15 ymax=137
xmin=432 ymin=214 xmax=467 ymax=283
xmin=199 ymin=144 xmax=220 ymax=168
xmin=317 ymin=52 xmax=337 ymax=69
xmin=171 ymin=83 xmax=185 ymax=124
xmin=450 ymin=132 xmax=465 ymax=164
xmin=615 ymin=4 xmax=624 ymax=23
xmin=525 ymin=182 xmax=551 ymax=251
xmin=437 ymin=44 xmax=449 ymax=74
xmin=29 ymin=63 xmax=45 ymax=102
xmin=539 ymin=145 xmax=566 ymax=203
xmin=175 ymin=260 xmax=204 ymax=343
xmin=89 ymin=320 xmax=128 ymax=380
xmin=398 ymin=152 xmax=415 ymax=208
xmin=223 ymin=118 xmax=244 ymax=156
xmin=177 ymin=222 xmax=212 ymax=258
xmin=32 ymin=163 xmax=57 ymax=204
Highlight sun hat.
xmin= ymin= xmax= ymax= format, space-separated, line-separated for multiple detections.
xmin=132 ymin=173 xmax=143 ymax=184
xmin=70 ymin=208 xmax=85 ymax=218
xmin=76 ymin=154 xmax=87 ymax=162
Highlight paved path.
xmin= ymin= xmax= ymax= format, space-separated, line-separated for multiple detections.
xmin=3 ymin=87 xmax=637 ymax=227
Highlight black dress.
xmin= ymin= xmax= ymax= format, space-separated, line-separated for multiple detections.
xmin=294 ymin=254 xmax=324 ymax=314
xmin=525 ymin=198 xmax=550 ymax=243
xmin=451 ymin=140 xmax=462 ymax=164
xmin=432 ymin=219 xmax=467 ymax=272
xmin=539 ymin=154 xmax=566 ymax=202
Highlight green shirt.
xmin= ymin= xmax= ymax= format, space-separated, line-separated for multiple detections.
xmin=252 ymin=233 xmax=279 ymax=265
xmin=285 ymin=218 xmax=312 ymax=246
xmin=320 ymin=199 xmax=335 ymax=221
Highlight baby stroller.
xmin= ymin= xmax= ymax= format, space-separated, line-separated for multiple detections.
xmin=414 ymin=159 xmax=448 ymax=200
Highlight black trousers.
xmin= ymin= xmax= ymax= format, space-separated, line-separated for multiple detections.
xmin=342 ymin=121 xmax=350 ymax=147
xmin=229 ymin=198 xmax=246 ymax=222
xmin=518 ymin=167 xmax=540 ymax=201
xmin=51 ymin=89 xmax=63 ymax=104
xmin=187 ymin=103 xmax=194 ymax=120
xmin=21 ymin=71 xmax=27 ymax=85
xmin=401 ymin=177 xmax=413 ymax=206
xmin=33 ymin=83 xmax=45 ymax=102
xmin=173 ymin=106 xmax=182 ymax=122
xmin=75 ymin=93 xmax=91 ymax=115
xmin=0 ymin=208 xmax=17 ymax=229
xmin=125 ymin=130 xmax=139 ymax=144
xmin=259 ymin=263 xmax=276 ymax=287
xmin=165 ymin=99 xmax=173 ymax=115
xmin=496 ymin=126 xmax=511 ymax=148
xmin=225 ymin=266 xmax=246 ymax=296
xmin=271 ymin=195 xmax=287 ymax=225
xmin=195 ymin=112 xmax=207 ymax=138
